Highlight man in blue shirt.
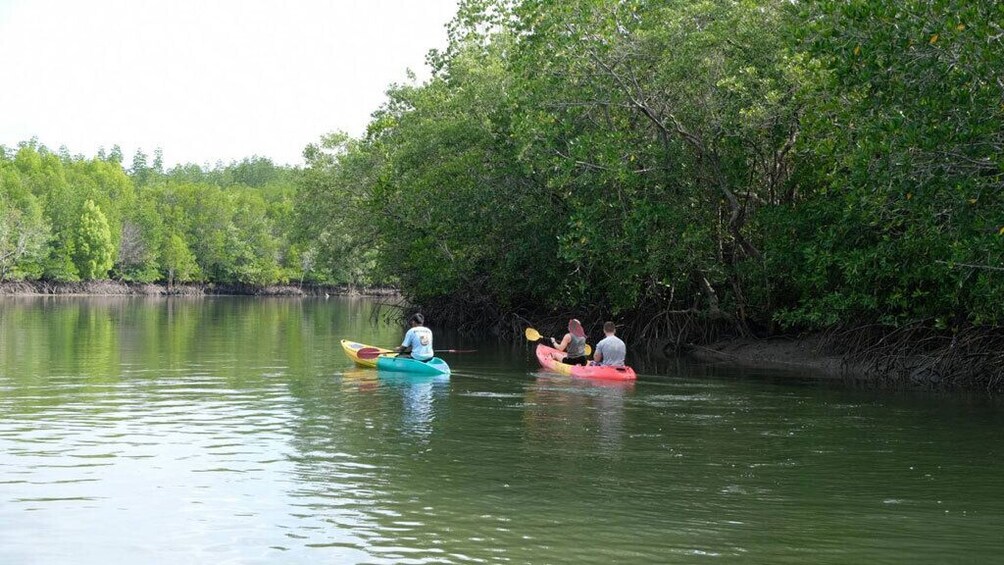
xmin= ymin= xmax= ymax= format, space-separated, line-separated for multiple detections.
xmin=396 ymin=313 xmax=434 ymax=361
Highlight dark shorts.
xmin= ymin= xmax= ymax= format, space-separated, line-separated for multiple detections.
xmin=564 ymin=355 xmax=588 ymax=366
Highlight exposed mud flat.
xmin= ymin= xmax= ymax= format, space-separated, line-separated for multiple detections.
xmin=680 ymin=336 xmax=849 ymax=378
xmin=676 ymin=332 xmax=1004 ymax=392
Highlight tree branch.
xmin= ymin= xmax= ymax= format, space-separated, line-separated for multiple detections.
xmin=936 ymin=260 xmax=1004 ymax=272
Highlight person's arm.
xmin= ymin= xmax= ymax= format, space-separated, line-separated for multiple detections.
xmin=551 ymin=333 xmax=571 ymax=351
xmin=396 ymin=330 xmax=413 ymax=353
xmin=593 ymin=342 xmax=604 ymax=364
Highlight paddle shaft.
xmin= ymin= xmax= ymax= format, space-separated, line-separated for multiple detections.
xmin=357 ymin=347 xmax=474 ymax=359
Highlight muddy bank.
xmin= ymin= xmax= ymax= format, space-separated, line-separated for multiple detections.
xmin=670 ymin=329 xmax=1004 ymax=392
xmin=0 ymin=280 xmax=400 ymax=297
xmin=676 ymin=336 xmax=850 ymax=378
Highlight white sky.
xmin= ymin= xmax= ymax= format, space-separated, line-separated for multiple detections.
xmin=0 ymin=0 xmax=459 ymax=168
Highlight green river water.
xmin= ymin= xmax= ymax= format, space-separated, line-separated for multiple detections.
xmin=1 ymin=296 xmax=1002 ymax=564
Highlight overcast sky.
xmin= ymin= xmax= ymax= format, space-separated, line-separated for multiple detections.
xmin=0 ymin=0 xmax=459 ymax=168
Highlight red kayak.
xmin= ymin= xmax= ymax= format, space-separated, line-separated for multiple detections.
xmin=534 ymin=343 xmax=637 ymax=381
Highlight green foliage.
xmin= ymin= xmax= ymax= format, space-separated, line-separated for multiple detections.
xmin=156 ymin=158 xmax=299 ymax=284
xmin=367 ymin=36 xmax=568 ymax=310
xmin=162 ymin=232 xmax=199 ymax=286
xmin=0 ymin=162 xmax=49 ymax=280
xmin=293 ymin=133 xmax=384 ymax=286
xmin=296 ymin=0 xmax=1000 ymax=337
xmin=223 ymin=189 xmax=283 ymax=285
xmin=10 ymin=144 xmax=78 ymax=281
xmin=0 ymin=143 xmax=310 ymax=287
xmin=74 ymin=199 xmax=115 ymax=280
xmin=320 ymin=0 xmax=804 ymax=325
xmin=114 ymin=197 xmax=163 ymax=283
xmin=767 ymin=0 xmax=1004 ymax=328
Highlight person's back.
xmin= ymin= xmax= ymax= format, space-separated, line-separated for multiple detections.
xmin=594 ymin=321 xmax=626 ymax=367
xmin=551 ymin=318 xmax=588 ymax=366
xmin=399 ymin=313 xmax=434 ymax=361
xmin=566 ymin=334 xmax=587 ymax=358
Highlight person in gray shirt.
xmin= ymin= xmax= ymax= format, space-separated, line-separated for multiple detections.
xmin=593 ymin=321 xmax=626 ymax=367
xmin=550 ymin=318 xmax=588 ymax=366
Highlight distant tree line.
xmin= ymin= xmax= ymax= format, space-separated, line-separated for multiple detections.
xmin=0 ymin=140 xmax=378 ymax=288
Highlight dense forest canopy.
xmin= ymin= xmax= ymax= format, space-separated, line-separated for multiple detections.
xmin=2 ymin=0 xmax=1001 ymax=343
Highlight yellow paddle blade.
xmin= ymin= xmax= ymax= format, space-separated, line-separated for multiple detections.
xmin=585 ymin=344 xmax=592 ymax=356
xmin=524 ymin=327 xmax=541 ymax=341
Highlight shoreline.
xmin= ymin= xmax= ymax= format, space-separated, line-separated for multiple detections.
xmin=674 ymin=332 xmax=1003 ymax=392
xmin=675 ymin=336 xmax=849 ymax=379
xmin=5 ymin=281 xmax=1000 ymax=391
xmin=0 ymin=280 xmax=400 ymax=297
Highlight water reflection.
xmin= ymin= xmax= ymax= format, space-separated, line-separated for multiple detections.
xmin=342 ymin=368 xmax=449 ymax=441
xmin=523 ymin=373 xmax=634 ymax=453
xmin=341 ymin=367 xmax=447 ymax=441
xmin=378 ymin=372 xmax=450 ymax=440
xmin=341 ymin=368 xmax=379 ymax=392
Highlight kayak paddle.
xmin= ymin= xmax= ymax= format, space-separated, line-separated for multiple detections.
xmin=357 ymin=347 xmax=393 ymax=360
xmin=357 ymin=347 xmax=475 ymax=359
